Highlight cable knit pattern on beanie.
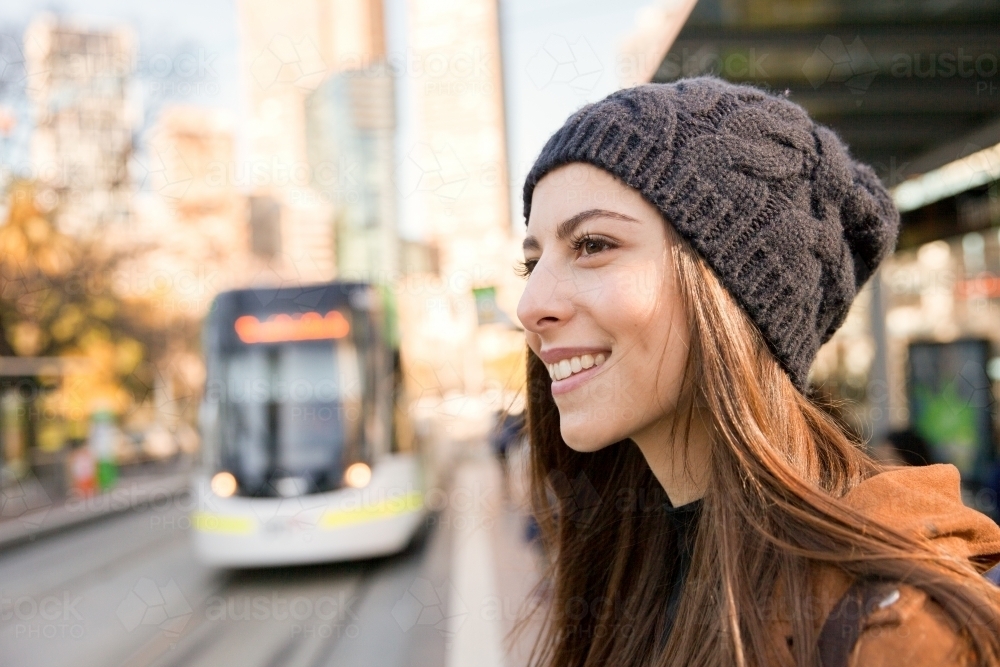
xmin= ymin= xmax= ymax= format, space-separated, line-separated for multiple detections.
xmin=523 ymin=77 xmax=899 ymax=391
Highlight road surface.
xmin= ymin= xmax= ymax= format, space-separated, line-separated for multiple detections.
xmin=0 ymin=498 xmax=453 ymax=667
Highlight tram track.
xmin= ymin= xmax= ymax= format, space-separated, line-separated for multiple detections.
xmin=1 ymin=488 xmax=447 ymax=667
xmin=125 ymin=555 xmax=384 ymax=667
xmin=0 ymin=528 xmax=190 ymax=631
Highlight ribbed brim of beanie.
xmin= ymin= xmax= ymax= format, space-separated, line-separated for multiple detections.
xmin=523 ymin=77 xmax=899 ymax=391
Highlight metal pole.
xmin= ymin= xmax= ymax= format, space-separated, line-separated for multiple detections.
xmin=869 ymin=268 xmax=891 ymax=448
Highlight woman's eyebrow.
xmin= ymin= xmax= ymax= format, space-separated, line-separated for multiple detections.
xmin=522 ymin=208 xmax=639 ymax=252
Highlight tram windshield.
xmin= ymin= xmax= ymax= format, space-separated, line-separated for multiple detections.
xmin=218 ymin=339 xmax=362 ymax=496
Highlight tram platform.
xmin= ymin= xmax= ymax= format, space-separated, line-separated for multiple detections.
xmin=0 ymin=469 xmax=190 ymax=550
xmin=443 ymin=447 xmax=545 ymax=667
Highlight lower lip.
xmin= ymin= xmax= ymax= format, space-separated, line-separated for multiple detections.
xmin=550 ymin=359 xmax=607 ymax=396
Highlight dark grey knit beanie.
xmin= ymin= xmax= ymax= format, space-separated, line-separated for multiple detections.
xmin=523 ymin=77 xmax=899 ymax=391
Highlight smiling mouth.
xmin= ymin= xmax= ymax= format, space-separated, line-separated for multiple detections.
xmin=547 ymin=353 xmax=608 ymax=382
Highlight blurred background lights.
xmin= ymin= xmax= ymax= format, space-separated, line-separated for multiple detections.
xmin=344 ymin=462 xmax=372 ymax=488
xmin=210 ymin=471 xmax=237 ymax=498
xmin=988 ymin=358 xmax=1000 ymax=383
xmin=844 ymin=339 xmax=874 ymax=376
xmin=962 ymin=232 xmax=986 ymax=274
xmin=886 ymin=306 xmax=924 ymax=338
xmin=917 ymin=240 xmax=952 ymax=270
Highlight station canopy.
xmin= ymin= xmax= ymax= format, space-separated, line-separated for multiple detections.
xmin=653 ymin=0 xmax=1000 ymax=248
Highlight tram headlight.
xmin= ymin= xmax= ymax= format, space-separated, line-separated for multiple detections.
xmin=211 ymin=471 xmax=238 ymax=498
xmin=344 ymin=462 xmax=372 ymax=488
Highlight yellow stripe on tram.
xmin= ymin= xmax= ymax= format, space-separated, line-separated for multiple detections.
xmin=319 ymin=491 xmax=424 ymax=529
xmin=192 ymin=512 xmax=256 ymax=535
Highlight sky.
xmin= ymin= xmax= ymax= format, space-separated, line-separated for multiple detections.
xmin=0 ymin=0 xmax=656 ymax=235
xmin=0 ymin=0 xmax=243 ymax=115
xmin=0 ymin=0 xmax=243 ymax=176
xmin=499 ymin=0 xmax=654 ymax=228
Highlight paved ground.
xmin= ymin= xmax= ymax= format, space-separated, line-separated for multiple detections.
xmin=0 ymin=471 xmax=190 ymax=549
xmin=0 ymin=452 xmax=543 ymax=667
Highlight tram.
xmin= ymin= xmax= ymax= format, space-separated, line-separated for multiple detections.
xmin=192 ymin=282 xmax=425 ymax=567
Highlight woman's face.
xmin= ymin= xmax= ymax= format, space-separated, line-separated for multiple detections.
xmin=517 ymin=163 xmax=691 ymax=452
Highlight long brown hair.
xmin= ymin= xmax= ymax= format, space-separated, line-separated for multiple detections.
xmin=520 ymin=230 xmax=1000 ymax=667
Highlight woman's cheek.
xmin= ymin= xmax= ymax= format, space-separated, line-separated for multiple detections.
xmin=606 ymin=261 xmax=662 ymax=316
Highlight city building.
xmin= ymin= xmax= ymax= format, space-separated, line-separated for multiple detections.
xmin=24 ymin=15 xmax=135 ymax=237
xmin=132 ymin=105 xmax=249 ymax=316
xmin=236 ymin=0 xmax=387 ymax=285
xmin=404 ymin=0 xmax=512 ymax=282
xmin=305 ymin=64 xmax=397 ymax=282
xmin=398 ymin=0 xmax=524 ymax=401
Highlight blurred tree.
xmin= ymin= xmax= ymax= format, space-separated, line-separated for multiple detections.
xmin=0 ymin=180 xmax=198 ymax=440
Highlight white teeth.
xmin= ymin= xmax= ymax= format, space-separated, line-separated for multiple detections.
xmin=546 ymin=353 xmax=609 ymax=381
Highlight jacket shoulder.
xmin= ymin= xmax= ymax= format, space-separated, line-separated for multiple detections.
xmin=849 ymin=583 xmax=975 ymax=667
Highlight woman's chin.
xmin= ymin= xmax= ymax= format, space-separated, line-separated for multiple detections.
xmin=559 ymin=424 xmax=619 ymax=453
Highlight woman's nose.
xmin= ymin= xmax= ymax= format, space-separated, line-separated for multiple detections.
xmin=516 ymin=260 xmax=574 ymax=333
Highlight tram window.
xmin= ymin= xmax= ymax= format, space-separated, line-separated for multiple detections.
xmin=222 ymin=348 xmax=271 ymax=484
xmin=219 ymin=339 xmax=364 ymax=495
xmin=275 ymin=342 xmax=360 ymax=471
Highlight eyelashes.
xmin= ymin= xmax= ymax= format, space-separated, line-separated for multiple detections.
xmin=515 ymin=234 xmax=617 ymax=278
xmin=514 ymin=259 xmax=535 ymax=278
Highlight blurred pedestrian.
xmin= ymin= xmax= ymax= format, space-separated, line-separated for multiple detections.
xmin=490 ymin=410 xmax=525 ymax=465
xmin=515 ymin=78 xmax=1000 ymax=667
xmin=491 ymin=410 xmax=544 ymax=546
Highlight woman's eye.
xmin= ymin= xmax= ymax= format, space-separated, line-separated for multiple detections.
xmin=575 ymin=235 xmax=613 ymax=256
xmin=516 ymin=236 xmax=614 ymax=278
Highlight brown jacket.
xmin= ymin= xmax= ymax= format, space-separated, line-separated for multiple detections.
xmin=770 ymin=464 xmax=1000 ymax=667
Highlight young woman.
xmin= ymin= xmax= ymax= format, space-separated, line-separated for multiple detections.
xmin=514 ymin=78 xmax=1000 ymax=667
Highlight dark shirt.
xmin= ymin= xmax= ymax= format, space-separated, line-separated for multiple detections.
xmin=660 ymin=498 xmax=702 ymax=647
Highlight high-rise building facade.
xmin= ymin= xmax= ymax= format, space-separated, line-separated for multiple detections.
xmin=24 ymin=15 xmax=135 ymax=237
xmin=395 ymin=0 xmax=524 ymax=399
xmin=236 ymin=0 xmax=387 ymax=284
xmin=132 ymin=106 xmax=249 ymax=316
xmin=240 ymin=0 xmax=522 ymax=400
xmin=405 ymin=0 xmax=512 ymax=281
xmin=306 ymin=65 xmax=397 ymax=281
